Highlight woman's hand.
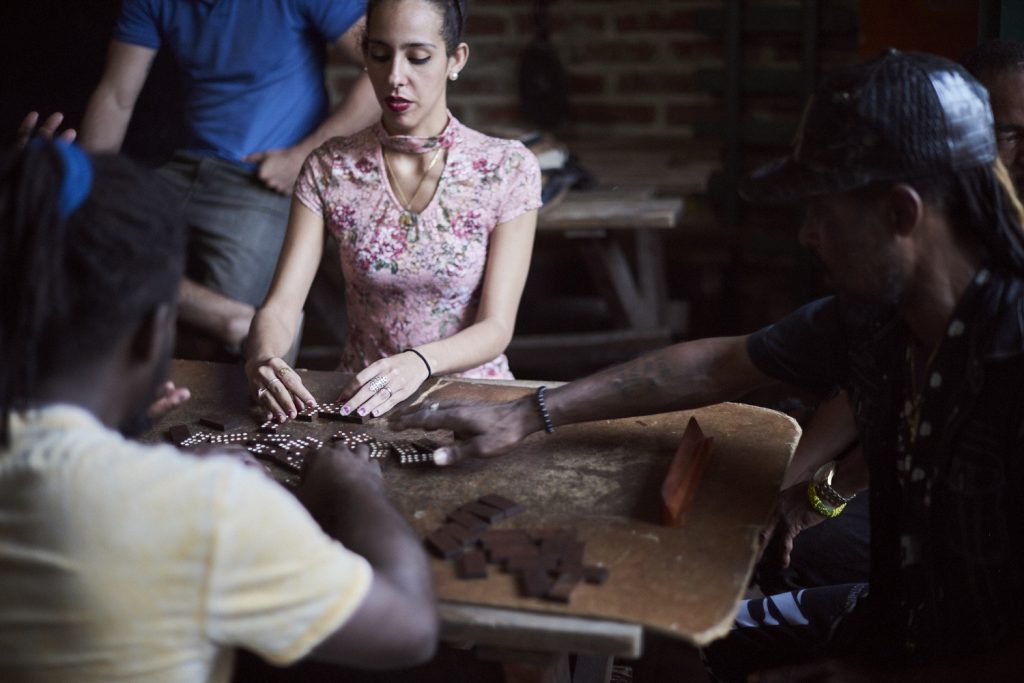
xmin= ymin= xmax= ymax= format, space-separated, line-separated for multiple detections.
xmin=338 ymin=351 xmax=431 ymax=418
xmin=246 ymin=356 xmax=318 ymax=422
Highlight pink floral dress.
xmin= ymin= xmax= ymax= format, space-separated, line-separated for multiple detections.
xmin=294 ymin=115 xmax=542 ymax=378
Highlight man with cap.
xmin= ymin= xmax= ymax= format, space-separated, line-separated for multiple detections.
xmin=752 ymin=36 xmax=1024 ymax=602
xmin=392 ymin=49 xmax=1024 ymax=679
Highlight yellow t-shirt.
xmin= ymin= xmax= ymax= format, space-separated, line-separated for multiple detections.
xmin=0 ymin=404 xmax=373 ymax=682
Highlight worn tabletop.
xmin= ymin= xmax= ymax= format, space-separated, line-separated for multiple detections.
xmin=149 ymin=359 xmax=798 ymax=647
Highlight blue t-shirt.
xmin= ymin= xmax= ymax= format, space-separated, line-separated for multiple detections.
xmin=114 ymin=0 xmax=365 ymax=165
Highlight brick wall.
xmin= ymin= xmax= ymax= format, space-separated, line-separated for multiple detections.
xmin=328 ymin=0 xmax=858 ymax=146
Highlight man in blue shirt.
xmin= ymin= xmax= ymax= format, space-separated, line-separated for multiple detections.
xmin=79 ymin=0 xmax=379 ymax=357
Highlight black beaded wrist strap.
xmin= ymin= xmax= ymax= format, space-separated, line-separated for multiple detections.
xmin=535 ymin=385 xmax=555 ymax=434
xmin=404 ymin=348 xmax=432 ymax=378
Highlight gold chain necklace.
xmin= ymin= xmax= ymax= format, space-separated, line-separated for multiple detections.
xmin=383 ymin=147 xmax=444 ymax=241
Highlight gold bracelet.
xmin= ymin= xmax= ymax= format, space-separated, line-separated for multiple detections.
xmin=806 ymin=481 xmax=846 ymax=518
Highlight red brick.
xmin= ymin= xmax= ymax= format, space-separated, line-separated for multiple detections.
xmin=670 ymin=40 xmax=725 ymax=61
xmin=569 ymin=41 xmax=657 ymax=65
xmin=567 ymin=103 xmax=657 ymax=125
xmin=666 ymin=103 xmax=723 ymax=126
xmin=517 ymin=13 xmax=606 ymax=33
xmin=474 ymin=104 xmax=529 ymax=125
xmin=617 ymin=71 xmax=695 ymax=95
xmin=569 ymin=73 xmax=607 ymax=95
xmin=456 ymin=72 xmax=514 ymax=96
xmin=466 ymin=13 xmax=509 ymax=36
xmin=616 ymin=11 xmax=695 ymax=32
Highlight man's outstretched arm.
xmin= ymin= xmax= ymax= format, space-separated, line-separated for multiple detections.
xmin=393 ymin=335 xmax=776 ymax=465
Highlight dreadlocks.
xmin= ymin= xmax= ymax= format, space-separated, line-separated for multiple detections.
xmin=0 ymin=142 xmax=185 ymax=443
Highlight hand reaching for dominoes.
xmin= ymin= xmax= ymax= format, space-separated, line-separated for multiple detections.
xmin=148 ymin=381 xmax=191 ymax=419
xmin=389 ymin=396 xmax=540 ymax=466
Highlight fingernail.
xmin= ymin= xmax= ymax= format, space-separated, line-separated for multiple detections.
xmin=266 ymin=412 xmax=272 ymax=421
xmin=341 ymin=405 xmax=350 ymax=415
xmin=433 ymin=448 xmax=452 ymax=466
xmin=373 ymin=408 xmax=383 ymax=417
xmin=289 ymin=410 xmax=296 ymax=418
xmin=277 ymin=413 xmax=286 ymax=423
xmin=358 ymin=408 xmax=367 ymax=416
xmin=307 ymin=399 xmax=316 ymax=407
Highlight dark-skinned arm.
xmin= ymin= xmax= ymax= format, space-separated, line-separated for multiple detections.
xmin=393 ymin=335 xmax=775 ymax=465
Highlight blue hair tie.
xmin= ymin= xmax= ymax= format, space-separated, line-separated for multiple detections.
xmin=29 ymin=138 xmax=94 ymax=219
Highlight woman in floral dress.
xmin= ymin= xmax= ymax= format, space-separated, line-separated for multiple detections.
xmin=245 ymin=0 xmax=541 ymax=421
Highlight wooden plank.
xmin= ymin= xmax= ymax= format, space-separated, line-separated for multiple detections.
xmin=440 ymin=603 xmax=643 ymax=658
xmin=538 ymin=196 xmax=682 ymax=232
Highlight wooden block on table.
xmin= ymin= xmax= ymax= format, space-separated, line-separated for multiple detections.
xmin=479 ymin=529 xmax=532 ymax=548
xmin=520 ymin=567 xmax=554 ymax=598
xmin=487 ymin=542 xmax=537 ymax=564
xmin=504 ymin=553 xmax=542 ymax=573
xmin=582 ymin=565 xmax=610 ymax=585
xmin=559 ymin=540 xmax=586 ymax=570
xmin=165 ymin=423 xmax=192 ymax=445
xmin=456 ymin=550 xmax=488 ymax=580
xmin=440 ymin=523 xmax=479 ymax=547
xmin=425 ymin=530 xmax=464 ymax=559
xmin=661 ymin=416 xmax=714 ymax=527
xmin=545 ymin=571 xmax=582 ymax=603
xmin=447 ymin=510 xmax=488 ymax=534
xmin=460 ymin=501 xmax=504 ymax=524
xmin=478 ymin=493 xmax=523 ymax=521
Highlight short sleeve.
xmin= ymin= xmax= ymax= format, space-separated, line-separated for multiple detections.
xmin=294 ymin=146 xmax=332 ymax=217
xmin=298 ymin=0 xmax=366 ymax=42
xmin=205 ymin=463 xmax=373 ymax=665
xmin=112 ymin=0 xmax=163 ymax=49
xmin=496 ymin=143 xmax=543 ymax=226
xmin=746 ymin=296 xmax=848 ymax=397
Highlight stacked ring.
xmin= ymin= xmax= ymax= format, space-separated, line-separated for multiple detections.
xmin=268 ymin=377 xmax=282 ymax=388
xmin=366 ymin=374 xmax=390 ymax=393
xmin=278 ymin=367 xmax=292 ymax=377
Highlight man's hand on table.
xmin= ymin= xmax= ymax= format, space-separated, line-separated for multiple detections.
xmin=756 ymin=481 xmax=826 ymax=572
xmin=298 ymin=444 xmax=382 ymax=505
xmin=389 ymin=396 xmax=542 ymax=466
xmin=148 ymin=381 xmax=191 ymax=420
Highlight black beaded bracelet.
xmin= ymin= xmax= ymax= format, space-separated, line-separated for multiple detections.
xmin=404 ymin=348 xmax=432 ymax=378
xmin=535 ymin=385 xmax=555 ymax=434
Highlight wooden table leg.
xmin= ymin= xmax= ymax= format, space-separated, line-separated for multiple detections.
xmin=477 ymin=647 xmax=571 ymax=683
xmin=572 ymin=654 xmax=614 ymax=683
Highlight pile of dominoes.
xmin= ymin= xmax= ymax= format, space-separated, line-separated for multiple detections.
xmin=164 ymin=403 xmax=441 ymax=484
xmin=425 ymin=494 xmax=609 ymax=603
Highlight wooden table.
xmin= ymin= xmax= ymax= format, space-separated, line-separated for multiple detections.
xmin=518 ymin=148 xmax=717 ymax=369
xmin=149 ymin=360 xmax=798 ymax=682
xmin=521 ymin=190 xmax=684 ymax=367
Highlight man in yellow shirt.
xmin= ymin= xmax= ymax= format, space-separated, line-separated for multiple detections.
xmin=0 ymin=140 xmax=437 ymax=681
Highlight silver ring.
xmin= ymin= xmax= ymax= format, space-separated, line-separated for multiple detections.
xmin=267 ymin=377 xmax=282 ymax=388
xmin=380 ymin=387 xmax=393 ymax=401
xmin=428 ymin=401 xmax=439 ymax=412
xmin=366 ymin=374 xmax=390 ymax=393
xmin=257 ymin=387 xmax=268 ymax=399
